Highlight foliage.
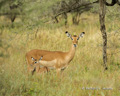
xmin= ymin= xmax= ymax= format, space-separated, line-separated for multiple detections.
xmin=0 ymin=13 xmax=120 ymax=95
xmin=0 ymin=1 xmax=120 ymax=95
xmin=0 ymin=0 xmax=93 ymax=28
xmin=0 ymin=0 xmax=24 ymax=24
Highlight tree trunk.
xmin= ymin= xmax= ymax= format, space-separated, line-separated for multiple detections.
xmin=63 ymin=12 xmax=67 ymax=26
xmin=11 ymin=15 xmax=16 ymax=23
xmin=99 ymin=0 xmax=108 ymax=70
xmin=55 ymin=17 xmax=59 ymax=23
xmin=72 ymin=13 xmax=80 ymax=25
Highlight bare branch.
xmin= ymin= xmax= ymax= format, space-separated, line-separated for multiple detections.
xmin=105 ymin=0 xmax=117 ymax=6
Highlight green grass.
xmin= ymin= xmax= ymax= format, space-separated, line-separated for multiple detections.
xmin=0 ymin=13 xmax=120 ymax=96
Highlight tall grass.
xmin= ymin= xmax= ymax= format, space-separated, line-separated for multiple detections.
xmin=0 ymin=13 xmax=120 ymax=96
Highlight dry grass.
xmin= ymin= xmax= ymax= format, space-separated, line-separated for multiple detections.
xmin=0 ymin=13 xmax=120 ymax=96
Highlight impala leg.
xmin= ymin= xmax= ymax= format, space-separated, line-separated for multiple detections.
xmin=46 ymin=67 xmax=50 ymax=73
xmin=31 ymin=67 xmax=36 ymax=75
xmin=27 ymin=65 xmax=32 ymax=73
xmin=35 ymin=64 xmax=40 ymax=73
xmin=27 ymin=64 xmax=36 ymax=75
xmin=56 ymin=68 xmax=61 ymax=76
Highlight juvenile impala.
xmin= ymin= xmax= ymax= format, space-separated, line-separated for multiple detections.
xmin=26 ymin=31 xmax=85 ymax=75
xmin=26 ymin=56 xmax=49 ymax=75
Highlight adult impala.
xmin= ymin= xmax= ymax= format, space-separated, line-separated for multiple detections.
xmin=26 ymin=31 xmax=85 ymax=75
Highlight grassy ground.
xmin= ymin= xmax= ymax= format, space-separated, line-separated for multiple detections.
xmin=0 ymin=13 xmax=120 ymax=96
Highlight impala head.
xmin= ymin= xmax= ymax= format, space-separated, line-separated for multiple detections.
xmin=31 ymin=56 xmax=43 ymax=64
xmin=65 ymin=31 xmax=85 ymax=47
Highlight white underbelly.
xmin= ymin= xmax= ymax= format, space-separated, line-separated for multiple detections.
xmin=39 ymin=59 xmax=57 ymax=67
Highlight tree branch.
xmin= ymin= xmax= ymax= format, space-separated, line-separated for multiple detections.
xmin=105 ymin=0 xmax=117 ymax=6
xmin=54 ymin=1 xmax=97 ymax=18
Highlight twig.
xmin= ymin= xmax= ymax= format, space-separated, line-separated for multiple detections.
xmin=35 ymin=27 xmax=39 ymax=39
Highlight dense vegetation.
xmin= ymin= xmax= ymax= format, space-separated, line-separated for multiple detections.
xmin=0 ymin=0 xmax=120 ymax=95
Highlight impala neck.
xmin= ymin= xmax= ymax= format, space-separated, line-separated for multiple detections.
xmin=66 ymin=44 xmax=76 ymax=63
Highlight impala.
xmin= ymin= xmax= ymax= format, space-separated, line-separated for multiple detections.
xmin=26 ymin=31 xmax=85 ymax=75
xmin=26 ymin=56 xmax=49 ymax=75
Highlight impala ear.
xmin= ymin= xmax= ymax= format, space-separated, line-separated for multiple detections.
xmin=65 ymin=31 xmax=71 ymax=37
xmin=31 ymin=57 xmax=35 ymax=61
xmin=77 ymin=32 xmax=85 ymax=40
xmin=80 ymin=32 xmax=85 ymax=37
xmin=39 ymin=56 xmax=43 ymax=61
xmin=65 ymin=31 xmax=73 ymax=40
